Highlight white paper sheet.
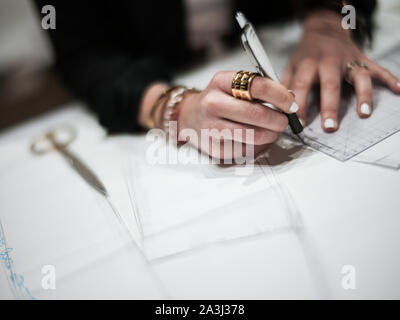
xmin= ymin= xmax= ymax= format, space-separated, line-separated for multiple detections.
xmin=110 ymin=139 xmax=302 ymax=261
xmin=352 ymin=131 xmax=400 ymax=169
xmin=0 ymin=123 xmax=164 ymax=299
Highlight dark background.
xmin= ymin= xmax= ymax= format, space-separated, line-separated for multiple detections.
xmin=1 ymin=0 xmax=399 ymax=131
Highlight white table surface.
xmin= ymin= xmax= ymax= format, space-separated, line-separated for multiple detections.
xmin=1 ymin=10 xmax=400 ymax=300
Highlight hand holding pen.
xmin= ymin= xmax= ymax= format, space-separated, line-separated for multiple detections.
xmin=235 ymin=12 xmax=304 ymax=141
xmin=171 ymin=70 xmax=298 ymax=160
xmin=143 ymin=13 xmax=303 ymax=161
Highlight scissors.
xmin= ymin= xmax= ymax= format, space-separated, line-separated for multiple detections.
xmin=30 ymin=126 xmax=108 ymax=197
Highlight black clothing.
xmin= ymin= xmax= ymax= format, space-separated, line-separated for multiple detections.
xmin=34 ymin=0 xmax=376 ymax=133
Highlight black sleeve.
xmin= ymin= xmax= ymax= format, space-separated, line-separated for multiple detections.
xmin=34 ymin=0 xmax=171 ymax=133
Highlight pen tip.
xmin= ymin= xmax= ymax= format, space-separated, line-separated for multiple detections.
xmin=296 ymin=134 xmax=305 ymax=145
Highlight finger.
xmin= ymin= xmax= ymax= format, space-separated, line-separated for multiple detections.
xmin=251 ymin=76 xmax=298 ymax=114
xmin=210 ymin=91 xmax=289 ymax=132
xmin=367 ymin=61 xmax=400 ymax=94
xmin=351 ymin=68 xmax=373 ymax=118
xmin=289 ymin=59 xmax=318 ymax=124
xmin=210 ymin=71 xmax=298 ymax=114
xmin=209 ymin=119 xmax=279 ymax=145
xmin=319 ymin=58 xmax=342 ymax=132
xmin=281 ymin=65 xmax=293 ymax=87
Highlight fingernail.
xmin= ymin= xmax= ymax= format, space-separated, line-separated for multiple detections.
xmin=360 ymin=103 xmax=371 ymax=116
xmin=397 ymin=82 xmax=400 ymax=88
xmin=289 ymin=102 xmax=299 ymax=113
xmin=324 ymin=118 xmax=336 ymax=129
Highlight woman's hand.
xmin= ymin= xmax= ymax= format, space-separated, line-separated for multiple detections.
xmin=178 ymin=71 xmax=298 ymax=160
xmin=282 ymin=10 xmax=400 ymax=132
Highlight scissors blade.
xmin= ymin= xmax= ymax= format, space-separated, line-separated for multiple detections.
xmin=59 ymin=147 xmax=108 ymax=197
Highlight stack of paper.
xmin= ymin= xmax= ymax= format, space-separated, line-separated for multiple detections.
xmin=95 ymin=138 xmax=302 ymax=261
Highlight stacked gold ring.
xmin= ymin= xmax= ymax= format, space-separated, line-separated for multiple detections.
xmin=231 ymin=70 xmax=260 ymax=101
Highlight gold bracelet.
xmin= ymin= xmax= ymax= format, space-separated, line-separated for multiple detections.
xmin=147 ymin=86 xmax=183 ymax=129
xmin=162 ymin=86 xmax=199 ymax=144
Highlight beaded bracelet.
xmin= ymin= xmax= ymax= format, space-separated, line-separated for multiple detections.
xmin=147 ymin=86 xmax=181 ymax=129
xmin=162 ymin=86 xmax=199 ymax=144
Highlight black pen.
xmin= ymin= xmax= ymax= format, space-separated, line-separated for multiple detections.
xmin=236 ymin=12 xmax=304 ymax=142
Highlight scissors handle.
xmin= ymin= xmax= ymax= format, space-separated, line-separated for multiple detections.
xmin=56 ymin=145 xmax=108 ymax=197
xmin=31 ymin=126 xmax=76 ymax=155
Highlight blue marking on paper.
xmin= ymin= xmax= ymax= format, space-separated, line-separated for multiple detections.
xmin=0 ymin=222 xmax=35 ymax=300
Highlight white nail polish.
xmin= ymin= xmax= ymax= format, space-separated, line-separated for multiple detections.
xmin=397 ymin=82 xmax=400 ymax=88
xmin=289 ymin=102 xmax=299 ymax=113
xmin=324 ymin=118 xmax=336 ymax=129
xmin=360 ymin=103 xmax=371 ymax=115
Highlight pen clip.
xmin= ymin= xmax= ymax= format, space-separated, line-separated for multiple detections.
xmin=241 ymin=32 xmax=266 ymax=78
xmin=236 ymin=11 xmax=280 ymax=83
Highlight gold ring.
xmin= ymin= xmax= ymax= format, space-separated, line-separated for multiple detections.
xmin=231 ymin=71 xmax=259 ymax=101
xmin=345 ymin=60 xmax=369 ymax=84
xmin=231 ymin=71 xmax=244 ymax=99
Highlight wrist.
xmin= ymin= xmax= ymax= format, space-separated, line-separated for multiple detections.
xmin=138 ymin=82 xmax=169 ymax=129
xmin=176 ymin=91 xmax=198 ymax=132
xmin=162 ymin=87 xmax=200 ymax=145
xmin=303 ymin=10 xmax=351 ymax=39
